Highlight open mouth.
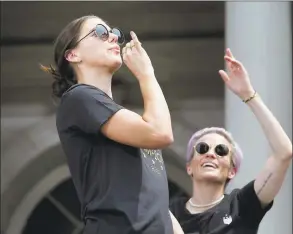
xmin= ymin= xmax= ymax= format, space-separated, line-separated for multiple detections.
xmin=201 ymin=162 xmax=218 ymax=169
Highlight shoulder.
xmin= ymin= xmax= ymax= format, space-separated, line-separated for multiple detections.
xmin=224 ymin=180 xmax=255 ymax=202
xmin=228 ymin=180 xmax=257 ymax=200
xmin=56 ymin=84 xmax=125 ymax=135
xmin=169 ymin=196 xmax=189 ymax=217
xmin=62 ymin=84 xmax=107 ymax=102
xmin=224 ymin=180 xmax=273 ymax=220
xmin=170 ymin=196 xmax=189 ymax=206
xmin=214 ymin=182 xmax=253 ymax=211
xmin=58 ymin=84 xmax=119 ymax=113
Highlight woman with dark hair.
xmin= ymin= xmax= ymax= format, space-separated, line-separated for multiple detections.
xmin=169 ymin=49 xmax=292 ymax=234
xmin=41 ymin=15 xmax=182 ymax=234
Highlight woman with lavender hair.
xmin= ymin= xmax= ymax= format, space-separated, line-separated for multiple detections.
xmin=170 ymin=49 xmax=292 ymax=234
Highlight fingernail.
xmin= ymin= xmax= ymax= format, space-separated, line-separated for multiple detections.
xmin=130 ymin=31 xmax=136 ymax=38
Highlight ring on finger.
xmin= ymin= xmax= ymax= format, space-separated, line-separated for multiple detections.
xmin=131 ymin=42 xmax=142 ymax=48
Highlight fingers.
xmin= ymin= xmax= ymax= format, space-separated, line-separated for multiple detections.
xmin=122 ymin=42 xmax=134 ymax=54
xmin=122 ymin=40 xmax=141 ymax=56
xmin=224 ymin=55 xmax=236 ymax=63
xmin=122 ymin=32 xmax=143 ymax=60
xmin=122 ymin=42 xmax=132 ymax=59
xmin=129 ymin=40 xmax=134 ymax=48
xmin=130 ymin=31 xmax=142 ymax=49
xmin=126 ymin=42 xmax=131 ymax=49
xmin=225 ymin=48 xmax=234 ymax=59
xmin=224 ymin=55 xmax=242 ymax=68
xmin=219 ymin=70 xmax=230 ymax=83
xmin=122 ymin=46 xmax=126 ymax=55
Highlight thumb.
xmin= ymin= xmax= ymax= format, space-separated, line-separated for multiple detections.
xmin=219 ymin=70 xmax=230 ymax=83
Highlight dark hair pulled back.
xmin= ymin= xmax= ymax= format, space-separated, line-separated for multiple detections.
xmin=41 ymin=15 xmax=97 ymax=98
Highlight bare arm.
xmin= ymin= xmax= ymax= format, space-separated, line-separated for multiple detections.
xmin=219 ymin=48 xmax=292 ymax=207
xmin=169 ymin=210 xmax=184 ymax=234
xmin=247 ymin=95 xmax=292 ymax=206
xmin=140 ymin=74 xmax=173 ymax=138
xmin=102 ymin=77 xmax=173 ymax=149
xmin=102 ymin=31 xmax=173 ymax=149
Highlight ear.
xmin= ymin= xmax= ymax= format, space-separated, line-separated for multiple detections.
xmin=227 ymin=166 xmax=236 ymax=180
xmin=186 ymin=163 xmax=193 ymax=176
xmin=64 ymin=49 xmax=81 ymax=63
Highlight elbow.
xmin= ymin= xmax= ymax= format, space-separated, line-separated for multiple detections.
xmin=162 ymin=132 xmax=174 ymax=146
xmin=285 ymin=148 xmax=293 ymax=160
xmin=151 ymin=131 xmax=174 ymax=148
xmin=280 ymin=146 xmax=293 ymax=161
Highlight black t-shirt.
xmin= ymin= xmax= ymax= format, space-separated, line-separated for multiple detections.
xmin=56 ymin=84 xmax=172 ymax=234
xmin=169 ymin=180 xmax=273 ymax=234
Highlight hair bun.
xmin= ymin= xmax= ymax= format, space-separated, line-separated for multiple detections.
xmin=52 ymin=78 xmax=74 ymax=98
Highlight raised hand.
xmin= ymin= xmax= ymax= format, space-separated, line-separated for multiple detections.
xmin=122 ymin=31 xmax=154 ymax=81
xmin=219 ymin=48 xmax=255 ymax=100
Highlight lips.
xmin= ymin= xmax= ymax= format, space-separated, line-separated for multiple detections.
xmin=109 ymin=46 xmax=120 ymax=53
xmin=201 ymin=162 xmax=218 ymax=169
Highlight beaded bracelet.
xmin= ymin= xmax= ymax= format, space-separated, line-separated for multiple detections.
xmin=243 ymin=91 xmax=257 ymax=103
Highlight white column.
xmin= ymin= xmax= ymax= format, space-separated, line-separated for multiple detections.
xmin=225 ymin=2 xmax=292 ymax=234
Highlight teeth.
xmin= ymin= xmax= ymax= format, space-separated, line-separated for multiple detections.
xmin=202 ymin=163 xmax=216 ymax=168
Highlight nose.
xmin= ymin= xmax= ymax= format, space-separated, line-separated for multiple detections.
xmin=108 ymin=32 xmax=118 ymax=44
xmin=204 ymin=153 xmax=217 ymax=160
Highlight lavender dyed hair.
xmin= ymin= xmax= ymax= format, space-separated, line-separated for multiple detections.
xmin=186 ymin=127 xmax=243 ymax=173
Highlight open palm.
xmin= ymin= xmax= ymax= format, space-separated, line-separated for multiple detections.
xmin=219 ymin=49 xmax=254 ymax=100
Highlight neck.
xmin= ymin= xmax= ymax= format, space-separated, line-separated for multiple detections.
xmin=190 ymin=180 xmax=225 ymax=209
xmin=76 ymin=65 xmax=113 ymax=98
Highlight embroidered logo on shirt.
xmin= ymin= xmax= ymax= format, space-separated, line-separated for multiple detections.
xmin=223 ymin=214 xmax=232 ymax=225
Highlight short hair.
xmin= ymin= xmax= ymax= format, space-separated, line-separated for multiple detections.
xmin=186 ymin=127 xmax=243 ymax=173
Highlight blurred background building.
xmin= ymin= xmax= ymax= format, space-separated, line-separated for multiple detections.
xmin=1 ymin=2 xmax=292 ymax=234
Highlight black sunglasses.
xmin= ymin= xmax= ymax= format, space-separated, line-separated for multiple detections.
xmin=76 ymin=24 xmax=125 ymax=45
xmin=194 ymin=142 xmax=230 ymax=157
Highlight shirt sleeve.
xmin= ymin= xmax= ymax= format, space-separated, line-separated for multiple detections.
xmin=169 ymin=199 xmax=178 ymax=217
xmin=169 ymin=197 xmax=187 ymax=221
xmin=236 ymin=180 xmax=273 ymax=226
xmin=63 ymin=85 xmax=124 ymax=135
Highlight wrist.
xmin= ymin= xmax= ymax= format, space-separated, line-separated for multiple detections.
xmin=242 ymin=90 xmax=258 ymax=104
xmin=137 ymin=71 xmax=156 ymax=82
xmin=239 ymin=89 xmax=255 ymax=101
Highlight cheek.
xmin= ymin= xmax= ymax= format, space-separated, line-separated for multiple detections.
xmin=83 ymin=39 xmax=105 ymax=54
xmin=84 ymin=48 xmax=107 ymax=63
xmin=189 ymin=157 xmax=201 ymax=170
xmin=218 ymin=157 xmax=232 ymax=170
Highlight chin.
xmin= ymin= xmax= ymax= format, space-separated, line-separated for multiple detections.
xmin=110 ymin=57 xmax=123 ymax=73
xmin=203 ymin=174 xmax=221 ymax=181
xmin=196 ymin=170 xmax=224 ymax=183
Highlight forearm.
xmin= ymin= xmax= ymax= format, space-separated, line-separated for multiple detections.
xmin=247 ymin=95 xmax=292 ymax=160
xmin=139 ymin=74 xmax=173 ymax=137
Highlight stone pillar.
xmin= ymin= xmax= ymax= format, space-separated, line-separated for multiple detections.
xmin=225 ymin=2 xmax=292 ymax=234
